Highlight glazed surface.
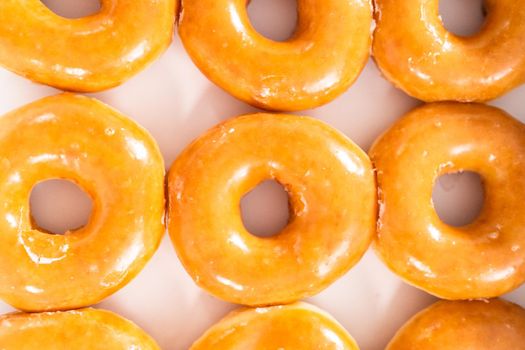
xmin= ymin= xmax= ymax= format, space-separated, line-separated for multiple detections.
xmin=191 ymin=302 xmax=359 ymax=349
xmin=0 ymin=308 xmax=159 ymax=349
xmin=179 ymin=0 xmax=372 ymax=111
xmin=0 ymin=0 xmax=176 ymax=91
xmin=387 ymin=299 xmax=525 ymax=350
xmin=168 ymin=113 xmax=376 ymax=305
xmin=0 ymin=94 xmax=165 ymax=311
xmin=372 ymin=0 xmax=525 ymax=101
xmin=370 ymin=102 xmax=525 ymax=299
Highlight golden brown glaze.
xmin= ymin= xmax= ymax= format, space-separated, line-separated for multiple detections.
xmin=179 ymin=0 xmax=372 ymax=111
xmin=168 ymin=113 xmax=376 ymax=305
xmin=387 ymin=299 xmax=525 ymax=350
xmin=372 ymin=0 xmax=525 ymax=102
xmin=0 ymin=94 xmax=165 ymax=311
xmin=0 ymin=308 xmax=159 ymax=349
xmin=370 ymin=103 xmax=525 ymax=299
xmin=0 ymin=0 xmax=176 ymax=92
xmin=191 ymin=302 xmax=359 ymax=349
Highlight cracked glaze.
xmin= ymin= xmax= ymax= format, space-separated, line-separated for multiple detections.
xmin=168 ymin=114 xmax=376 ymax=306
xmin=387 ymin=299 xmax=525 ymax=350
xmin=0 ymin=308 xmax=159 ymax=349
xmin=191 ymin=302 xmax=359 ymax=350
xmin=178 ymin=0 xmax=372 ymax=111
xmin=372 ymin=0 xmax=525 ymax=101
xmin=0 ymin=0 xmax=176 ymax=92
xmin=0 ymin=94 xmax=165 ymax=311
xmin=370 ymin=103 xmax=525 ymax=299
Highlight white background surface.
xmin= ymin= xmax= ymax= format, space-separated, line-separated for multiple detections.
xmin=0 ymin=1 xmax=524 ymax=349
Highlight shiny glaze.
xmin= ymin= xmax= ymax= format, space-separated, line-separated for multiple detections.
xmin=372 ymin=0 xmax=525 ymax=102
xmin=191 ymin=302 xmax=359 ymax=349
xmin=168 ymin=114 xmax=376 ymax=305
xmin=0 ymin=308 xmax=159 ymax=349
xmin=178 ymin=0 xmax=372 ymax=111
xmin=0 ymin=0 xmax=176 ymax=92
xmin=0 ymin=94 xmax=165 ymax=311
xmin=370 ymin=103 xmax=525 ymax=299
xmin=387 ymin=299 xmax=525 ymax=350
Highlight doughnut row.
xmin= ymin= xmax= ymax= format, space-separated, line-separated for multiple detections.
xmin=0 ymin=94 xmax=524 ymax=348
xmin=1 ymin=1 xmax=524 ymax=109
xmin=0 ymin=0 xmax=524 ymax=348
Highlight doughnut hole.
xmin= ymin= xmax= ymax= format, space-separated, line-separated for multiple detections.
xmin=30 ymin=179 xmax=93 ymax=235
xmin=240 ymin=180 xmax=290 ymax=237
xmin=40 ymin=0 xmax=102 ymax=19
xmin=439 ymin=0 xmax=486 ymax=37
xmin=432 ymin=171 xmax=485 ymax=227
xmin=247 ymin=0 xmax=298 ymax=42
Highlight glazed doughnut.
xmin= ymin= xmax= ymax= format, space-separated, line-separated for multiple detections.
xmin=0 ymin=93 xmax=165 ymax=311
xmin=372 ymin=0 xmax=525 ymax=102
xmin=179 ymin=0 xmax=372 ymax=111
xmin=0 ymin=0 xmax=176 ymax=92
xmin=191 ymin=302 xmax=359 ymax=349
xmin=168 ymin=113 xmax=376 ymax=305
xmin=387 ymin=299 xmax=525 ymax=350
xmin=370 ymin=102 xmax=525 ymax=299
xmin=0 ymin=308 xmax=159 ymax=349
